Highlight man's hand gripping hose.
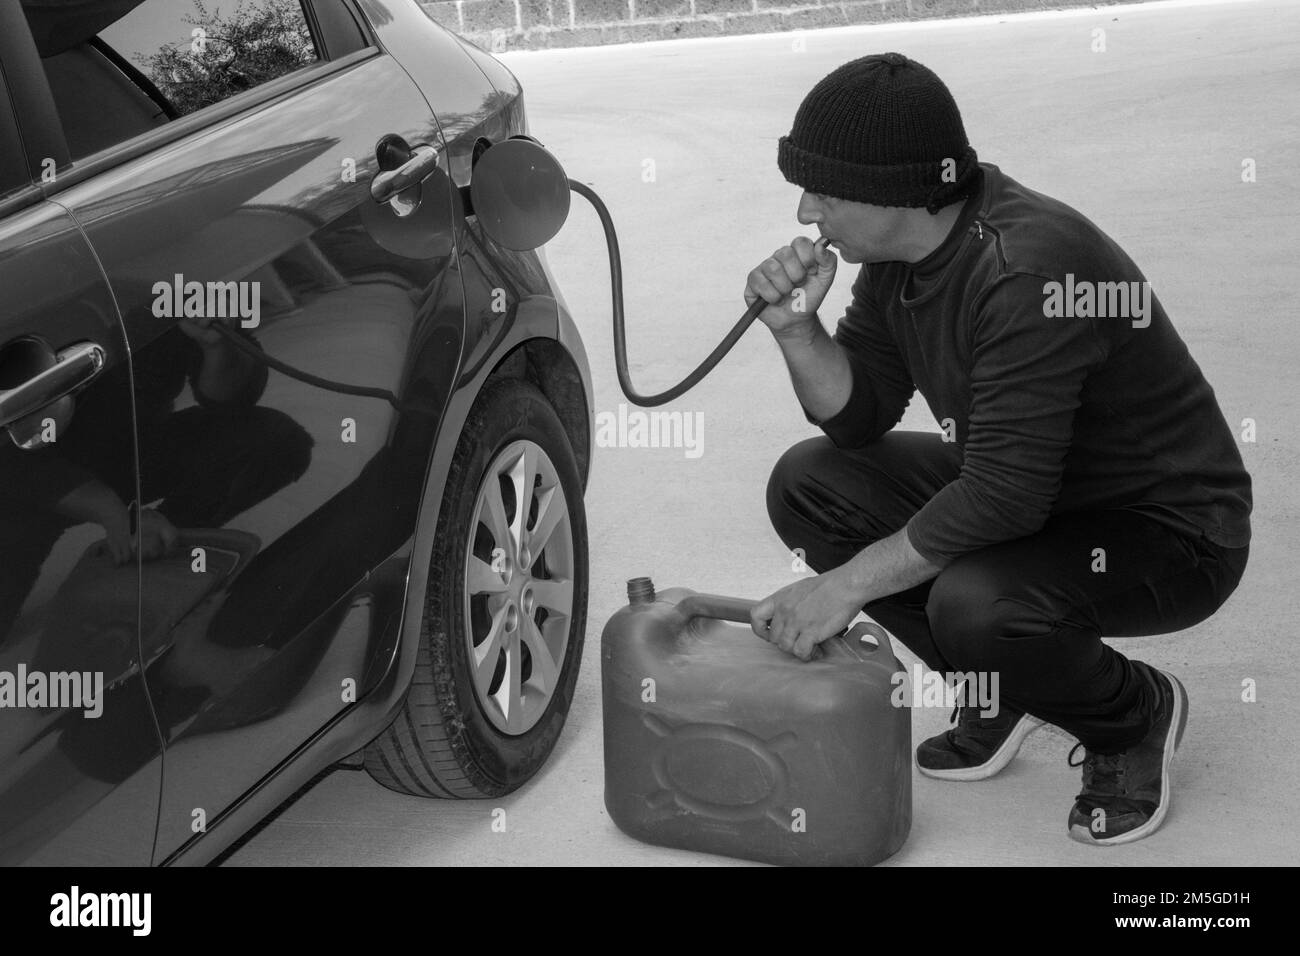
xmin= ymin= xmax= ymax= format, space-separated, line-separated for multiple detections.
xmin=569 ymin=180 xmax=830 ymax=407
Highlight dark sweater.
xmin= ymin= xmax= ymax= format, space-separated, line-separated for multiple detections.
xmin=806 ymin=163 xmax=1252 ymax=567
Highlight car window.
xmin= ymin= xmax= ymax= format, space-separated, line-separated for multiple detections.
xmin=21 ymin=0 xmax=323 ymax=160
xmin=0 ymin=79 xmax=29 ymax=201
xmin=311 ymin=0 xmax=370 ymax=57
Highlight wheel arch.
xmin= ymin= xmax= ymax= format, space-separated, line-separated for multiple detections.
xmin=482 ymin=337 xmax=591 ymax=490
xmin=359 ymin=301 xmax=592 ymax=747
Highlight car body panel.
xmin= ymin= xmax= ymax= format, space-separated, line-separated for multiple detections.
xmin=0 ymin=0 xmax=594 ymax=865
xmin=45 ymin=39 xmax=466 ymax=859
xmin=0 ymin=194 xmax=162 ymax=866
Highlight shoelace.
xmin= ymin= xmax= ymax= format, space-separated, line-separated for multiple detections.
xmin=948 ymin=699 xmax=1006 ymax=730
xmin=944 ymin=701 xmax=976 ymax=754
xmin=946 ymin=683 xmax=984 ymax=728
xmin=945 ymin=700 xmax=1012 ymax=758
xmin=1069 ymin=742 xmax=1127 ymax=797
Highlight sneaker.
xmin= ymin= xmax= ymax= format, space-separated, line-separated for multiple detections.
xmin=1067 ymin=664 xmax=1189 ymax=846
xmin=916 ymin=699 xmax=1044 ymax=781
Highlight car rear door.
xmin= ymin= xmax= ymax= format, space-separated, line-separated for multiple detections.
xmin=0 ymin=4 xmax=160 ymax=865
xmin=15 ymin=0 xmax=467 ymax=861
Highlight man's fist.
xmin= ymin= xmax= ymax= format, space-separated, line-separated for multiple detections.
xmin=751 ymin=563 xmax=868 ymax=661
xmin=744 ymin=236 xmax=837 ymax=337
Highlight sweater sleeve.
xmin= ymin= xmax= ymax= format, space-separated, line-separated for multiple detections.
xmin=804 ymin=266 xmax=915 ymax=449
xmin=905 ymin=274 xmax=1108 ymax=566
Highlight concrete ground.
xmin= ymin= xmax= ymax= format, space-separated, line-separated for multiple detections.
xmin=225 ymin=0 xmax=1299 ymax=865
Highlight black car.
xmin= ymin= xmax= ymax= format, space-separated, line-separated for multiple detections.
xmin=0 ymin=0 xmax=592 ymax=865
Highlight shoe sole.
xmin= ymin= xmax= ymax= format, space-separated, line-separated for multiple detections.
xmin=1068 ymin=671 xmax=1188 ymax=846
xmin=917 ymin=713 xmax=1045 ymax=782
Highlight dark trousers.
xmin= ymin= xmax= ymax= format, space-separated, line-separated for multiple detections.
xmin=766 ymin=432 xmax=1249 ymax=753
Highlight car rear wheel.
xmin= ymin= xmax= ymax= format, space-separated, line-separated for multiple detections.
xmin=363 ymin=377 xmax=588 ymax=798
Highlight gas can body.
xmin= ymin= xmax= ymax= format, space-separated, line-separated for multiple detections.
xmin=601 ymin=585 xmax=911 ymax=866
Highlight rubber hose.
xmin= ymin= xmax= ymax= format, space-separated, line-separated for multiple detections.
xmin=211 ymin=179 xmax=789 ymax=412
xmin=568 ymin=179 xmax=770 ymax=408
xmin=212 ymin=322 xmax=404 ymax=406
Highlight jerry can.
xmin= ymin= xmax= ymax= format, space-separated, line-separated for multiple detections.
xmin=601 ymin=578 xmax=911 ymax=866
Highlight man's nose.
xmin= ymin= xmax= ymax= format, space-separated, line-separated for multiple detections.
xmin=796 ymin=192 xmax=821 ymax=225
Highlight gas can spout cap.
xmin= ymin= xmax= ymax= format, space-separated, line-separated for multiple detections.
xmin=626 ymin=577 xmax=656 ymax=605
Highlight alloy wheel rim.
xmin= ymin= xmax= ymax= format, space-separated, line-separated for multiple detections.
xmin=464 ymin=439 xmax=574 ymax=735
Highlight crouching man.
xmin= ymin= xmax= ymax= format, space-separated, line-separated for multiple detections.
xmin=748 ymin=53 xmax=1251 ymax=845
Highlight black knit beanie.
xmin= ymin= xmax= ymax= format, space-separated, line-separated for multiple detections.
xmin=777 ymin=52 xmax=980 ymax=213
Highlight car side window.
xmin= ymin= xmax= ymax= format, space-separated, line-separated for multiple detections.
xmin=0 ymin=79 xmax=30 ymax=202
xmin=312 ymin=0 xmax=371 ymax=57
xmin=21 ymin=0 xmax=323 ymax=160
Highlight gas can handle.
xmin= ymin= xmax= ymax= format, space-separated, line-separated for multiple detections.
xmin=674 ymin=592 xmax=754 ymax=625
xmin=845 ymin=621 xmax=893 ymax=657
xmin=676 ymin=592 xmax=819 ymax=655
xmin=675 ymin=593 xmax=891 ymax=663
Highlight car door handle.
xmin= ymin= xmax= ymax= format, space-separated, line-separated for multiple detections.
xmin=0 ymin=341 xmax=105 ymax=430
xmin=370 ymin=143 xmax=442 ymax=206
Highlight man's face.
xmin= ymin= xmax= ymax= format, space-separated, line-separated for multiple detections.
xmin=797 ymin=191 xmax=908 ymax=264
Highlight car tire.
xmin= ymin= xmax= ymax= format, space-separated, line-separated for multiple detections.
xmin=363 ymin=377 xmax=588 ymax=798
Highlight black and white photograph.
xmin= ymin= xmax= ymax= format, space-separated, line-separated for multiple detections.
xmin=0 ymin=0 xmax=1289 ymax=926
